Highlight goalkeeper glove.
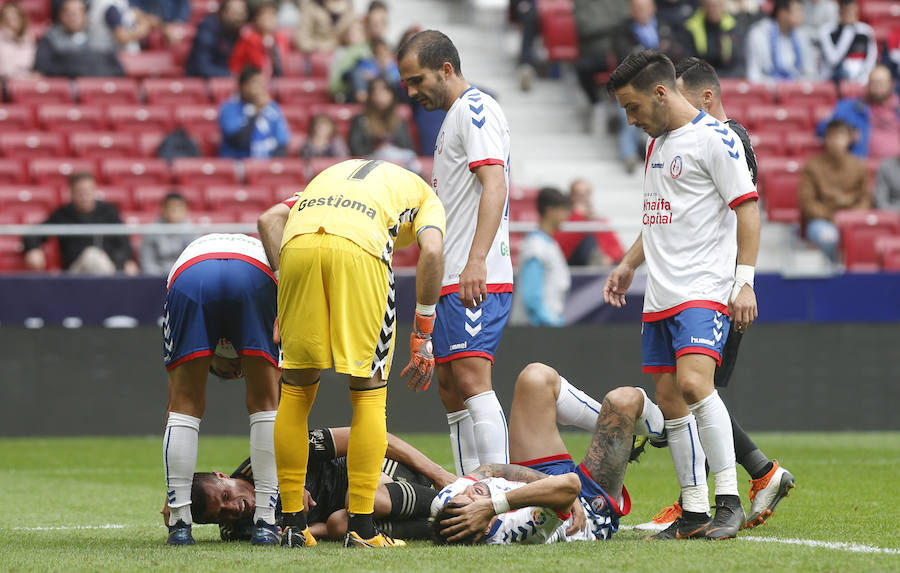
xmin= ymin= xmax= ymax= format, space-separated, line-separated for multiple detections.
xmin=401 ymin=311 xmax=436 ymax=391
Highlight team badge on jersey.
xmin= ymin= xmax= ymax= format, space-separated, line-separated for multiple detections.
xmin=670 ymin=156 xmax=683 ymax=179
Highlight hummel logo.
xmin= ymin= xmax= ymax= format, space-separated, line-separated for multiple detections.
xmin=465 ymin=308 xmax=482 ymax=321
xmin=465 ymin=323 xmax=482 ymax=337
xmin=355 ymin=360 xmax=367 ymax=367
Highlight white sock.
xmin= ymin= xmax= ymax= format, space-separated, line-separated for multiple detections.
xmin=249 ymin=410 xmax=278 ymax=525
xmin=164 ymin=412 xmax=201 ymax=526
xmin=447 ymin=410 xmax=479 ymax=475
xmin=555 ymin=377 xmax=601 ymax=431
xmin=688 ymin=390 xmax=738 ymax=496
xmin=633 ymin=387 xmax=665 ymax=439
xmin=464 ymin=390 xmax=510 ymax=465
xmin=665 ymin=413 xmax=708 ymax=514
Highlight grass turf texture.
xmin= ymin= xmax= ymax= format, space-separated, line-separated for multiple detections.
xmin=2 ymin=433 xmax=899 ymax=572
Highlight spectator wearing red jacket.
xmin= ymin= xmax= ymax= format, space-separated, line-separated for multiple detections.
xmin=229 ymin=1 xmax=289 ymax=77
xmin=554 ymin=178 xmax=625 ymax=266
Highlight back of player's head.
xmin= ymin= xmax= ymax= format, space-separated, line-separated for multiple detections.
xmin=674 ymin=57 xmax=721 ymax=96
xmin=536 ymin=187 xmax=571 ymax=217
xmin=431 ymin=502 xmax=480 ymax=545
xmin=190 ymin=472 xmax=218 ymax=523
xmin=607 ymin=50 xmax=676 ymax=95
xmin=397 ymin=30 xmax=462 ymax=75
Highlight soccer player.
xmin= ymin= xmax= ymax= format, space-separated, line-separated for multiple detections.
xmin=603 ymin=50 xmax=761 ymax=540
xmin=397 ymin=30 xmax=514 ymax=476
xmin=431 ymin=362 xmax=665 ymax=545
xmin=177 ymin=427 xmax=456 ymax=542
xmin=161 ymin=233 xmax=282 ymax=546
xmin=271 ymin=159 xmax=445 ymax=549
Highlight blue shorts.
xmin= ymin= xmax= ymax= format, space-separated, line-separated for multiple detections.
xmin=520 ymin=454 xmax=630 ymax=539
xmin=641 ymin=307 xmax=730 ymax=373
xmin=163 ymin=258 xmax=279 ymax=370
xmin=433 ymin=291 xmax=511 ymax=363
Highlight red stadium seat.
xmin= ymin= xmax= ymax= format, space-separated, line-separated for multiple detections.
xmin=539 ymin=4 xmax=579 ymax=62
xmin=774 ymin=81 xmax=838 ymax=107
xmin=865 ymin=158 xmax=880 ymax=187
xmin=746 ymin=105 xmax=812 ymax=133
xmin=107 ymin=105 xmax=174 ymax=134
xmin=243 ymin=159 xmax=308 ymax=187
xmin=749 ymin=131 xmax=786 ymax=159
xmin=6 ymin=78 xmax=73 ymax=104
xmin=0 ymin=158 xmax=27 ymax=183
xmin=175 ymin=104 xmax=220 ymax=134
xmin=860 ymin=1 xmax=900 ymax=24
xmin=281 ymin=106 xmax=311 ymax=134
xmin=0 ymin=105 xmax=36 ymax=131
xmin=69 ymin=132 xmax=137 ymax=159
xmin=209 ymin=77 xmax=238 ymax=104
xmin=838 ymin=80 xmax=866 ymax=101
xmin=199 ymin=131 xmax=222 ymax=156
xmin=17 ymin=0 xmax=50 ymax=22
xmin=133 ymin=185 xmax=205 ymax=211
xmin=275 ymin=77 xmax=332 ymax=105
xmin=0 ymin=211 xmax=19 ymax=225
xmin=813 ymin=104 xmax=835 ymax=125
xmin=307 ymin=51 xmax=334 ymax=78
xmin=10 ymin=204 xmax=51 ymax=224
xmin=120 ymin=51 xmax=181 ymax=78
xmin=273 ymin=185 xmax=304 ymax=203
xmin=136 ymin=132 xmax=168 ymax=157
xmin=29 ymin=158 xmax=97 ymax=186
xmin=835 ymin=210 xmax=900 ymax=271
xmin=718 ymin=79 xmax=775 ymax=108
xmin=172 ymin=158 xmax=239 ymax=185
xmin=120 ymin=210 xmax=159 ymax=225
xmin=417 ymin=156 xmax=435 ymax=182
xmin=143 ymin=78 xmax=209 ymax=105
xmin=0 ymin=185 xmax=59 ymax=210
xmin=75 ymin=78 xmax=140 ymax=105
xmin=392 ymin=243 xmax=420 ymax=267
xmin=189 ymin=0 xmax=218 ymax=23
xmin=510 ymin=185 xmax=540 ymax=201
xmin=287 ymin=133 xmax=307 ymax=157
xmin=0 ymin=132 xmax=67 ymax=158
xmin=204 ymin=185 xmax=275 ymax=211
xmin=60 ymin=184 xmax=133 ymax=211
xmin=757 ymin=157 xmax=804 ymax=223
xmin=193 ymin=210 xmax=242 ymax=224
xmin=0 ymin=236 xmax=27 ymax=271
xmin=876 ymin=235 xmax=900 ymax=270
xmin=37 ymin=104 xmax=107 ymax=133
xmin=283 ymin=52 xmax=307 ymax=77
xmin=101 ymin=158 xmax=171 ymax=186
xmin=307 ymin=157 xmax=343 ymax=178
xmin=307 ymin=104 xmax=360 ymax=136
xmin=785 ymin=132 xmax=824 ymax=159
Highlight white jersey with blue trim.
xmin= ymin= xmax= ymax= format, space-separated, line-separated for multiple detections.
xmin=166 ymin=233 xmax=273 ymax=289
xmin=640 ymin=110 xmax=758 ymax=320
xmin=432 ymin=86 xmax=513 ymax=293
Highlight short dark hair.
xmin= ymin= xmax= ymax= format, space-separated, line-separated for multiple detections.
xmin=536 ymin=187 xmax=571 ymax=217
xmin=68 ymin=172 xmax=94 ymax=188
xmin=607 ymin=50 xmax=676 ymax=95
xmin=674 ymin=57 xmax=721 ymax=96
xmin=250 ymin=0 xmax=276 ymax=20
xmin=190 ymin=472 xmax=218 ymax=524
xmin=163 ymin=191 xmax=186 ymax=204
xmin=431 ymin=502 xmax=479 ymax=545
xmin=772 ymin=0 xmax=800 ymax=17
xmin=238 ymin=66 xmax=262 ymax=88
xmin=397 ymin=30 xmax=462 ymax=75
xmin=825 ymin=118 xmax=851 ymax=134
xmin=368 ymin=0 xmax=387 ymax=13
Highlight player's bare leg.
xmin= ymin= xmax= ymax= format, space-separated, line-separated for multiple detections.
xmin=241 ymin=357 xmax=281 ymax=544
xmin=163 ymin=356 xmax=212 ymax=545
xmin=507 ymin=363 xmax=569 ymax=462
xmin=445 ymin=356 xmax=509 ymax=470
xmin=437 ymin=364 xmax=478 ymax=475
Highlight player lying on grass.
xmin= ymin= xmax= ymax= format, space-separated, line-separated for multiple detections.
xmin=164 ymin=427 xmax=457 ymax=542
xmin=431 ymin=363 xmax=665 ymax=544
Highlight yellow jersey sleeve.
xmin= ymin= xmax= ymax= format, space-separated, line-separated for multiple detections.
xmin=395 ymin=177 xmax=446 ymax=249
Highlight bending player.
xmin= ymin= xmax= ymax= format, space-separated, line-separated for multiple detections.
xmin=161 ymin=233 xmax=282 ymax=546
xmin=174 ymin=427 xmax=456 ymax=541
xmin=398 ymin=31 xmax=514 ymax=475
xmin=604 ymin=51 xmax=760 ymax=540
xmin=431 ymin=363 xmax=665 ymax=545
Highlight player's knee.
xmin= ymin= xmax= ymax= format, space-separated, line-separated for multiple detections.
xmin=676 ymin=373 xmax=709 ymax=403
xmin=514 ymin=362 xmax=558 ymax=393
xmin=604 ymin=386 xmax=642 ymax=415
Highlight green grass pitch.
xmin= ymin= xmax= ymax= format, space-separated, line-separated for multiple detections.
xmin=2 ymin=432 xmax=899 ymax=572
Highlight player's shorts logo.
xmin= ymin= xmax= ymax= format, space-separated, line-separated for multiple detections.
xmin=532 ymin=509 xmax=547 ymax=525
xmin=670 ymin=156 xmax=683 ymax=179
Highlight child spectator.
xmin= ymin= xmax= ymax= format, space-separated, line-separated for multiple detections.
xmin=348 ymin=76 xmax=414 ymax=157
xmin=139 ymin=192 xmax=196 ymax=275
xmin=300 ymin=113 xmax=350 ymax=159
xmin=0 ymin=1 xmax=35 ymax=78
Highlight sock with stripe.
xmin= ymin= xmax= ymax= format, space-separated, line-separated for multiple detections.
xmin=163 ymin=412 xmax=201 ymax=526
xmin=689 ymin=390 xmax=739 ymax=497
xmin=555 ymin=377 xmax=601 ymax=430
xmin=465 ymin=390 xmax=510 ymax=465
xmin=274 ymin=381 xmax=318 ymax=513
xmin=666 ymin=413 xmax=709 ymax=514
xmin=633 ymin=387 xmax=665 ymax=439
xmin=249 ymin=410 xmax=278 ymax=525
xmin=347 ymin=385 xmax=388 ymax=515
xmin=375 ymin=518 xmax=431 ymax=540
xmin=447 ymin=409 xmax=479 ymax=475
xmin=384 ymin=481 xmax=438 ymax=520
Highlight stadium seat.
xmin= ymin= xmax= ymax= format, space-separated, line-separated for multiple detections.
xmin=718 ymin=79 xmax=775 ymax=108
xmin=281 ymin=105 xmax=311 ymax=134
xmin=392 ymin=243 xmax=420 ymax=267
xmin=0 ymin=236 xmax=26 ymax=271
xmin=6 ymin=78 xmax=73 ymax=104
xmin=193 ymin=210 xmax=242 ymax=224
xmin=29 ymin=158 xmax=98 ymax=186
xmin=143 ymin=78 xmax=209 ymax=105
xmin=69 ymin=132 xmax=137 ymax=159
xmin=865 ymin=158 xmax=880 ymax=187
xmin=101 ymin=158 xmax=171 ymax=186
xmin=774 ymin=81 xmax=838 ymax=107
xmin=418 ymin=156 xmax=435 ymax=181
xmin=174 ymin=104 xmax=220 ymax=134
xmin=813 ymin=104 xmax=836 ymax=125
xmin=120 ymin=210 xmax=159 ymax=225
xmin=757 ymin=157 xmax=803 ymax=223
xmin=287 ymin=133 xmax=307 ymax=156
xmin=274 ymin=77 xmax=332 ymax=105
xmin=0 ymin=211 xmax=18 ymax=225
xmin=75 ymin=78 xmax=140 ymax=105
xmin=876 ymin=235 xmax=900 ymax=270
xmin=0 ymin=158 xmax=27 ymax=183
xmin=510 ymin=185 xmax=540 ymax=201
xmin=837 ymin=80 xmax=866 ymax=101
xmin=172 ymin=158 xmax=239 ymax=185
xmin=0 ymin=132 xmax=67 ymax=158
xmin=37 ymin=104 xmax=107 ymax=133
xmin=860 ymin=0 xmax=900 ymax=24
xmin=835 ymin=210 xmax=900 ymax=271
xmin=785 ymin=132 xmax=824 ymax=159
xmin=133 ymin=185 xmax=204 ymax=211
xmin=509 ymin=197 xmax=540 ymax=222
xmin=135 ymin=132 xmax=168 ymax=157
xmin=17 ymin=0 xmax=50 ymax=22
xmin=107 ymin=105 xmax=174 ymax=134
xmin=0 ymin=185 xmax=59 ymax=210
xmin=189 ymin=0 xmax=218 ymax=23
xmin=749 ymin=131 xmax=786 ymax=158
xmin=307 ymin=51 xmax=334 ymax=78
xmin=273 ymin=185 xmax=304 ymax=202
xmin=283 ymin=52 xmax=307 ymax=77
xmin=0 ymin=105 xmax=35 ymax=131
xmin=60 ymin=184 xmax=133 ymax=211
xmin=199 ymin=131 xmax=222 ymax=156
xmin=539 ymin=2 xmax=579 ymax=62
xmin=307 ymin=157 xmax=344 ymax=178
xmin=746 ymin=105 xmax=812 ymax=133
xmin=243 ymin=159 xmax=308 ymax=187
xmin=209 ymin=77 xmax=238 ymax=104
xmin=204 ymin=185 xmax=275 ymax=211
xmin=307 ymin=104 xmax=360 ymax=136
xmin=119 ymin=51 xmax=181 ymax=78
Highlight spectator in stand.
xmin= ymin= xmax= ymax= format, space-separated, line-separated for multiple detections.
xmin=875 ymin=154 xmax=900 ymax=211
xmin=364 ymin=0 xmax=388 ymax=42
xmin=745 ymin=0 xmax=819 ymax=82
xmin=656 ymin=0 xmax=697 ymax=29
xmin=185 ymin=0 xmax=247 ymax=78
xmin=85 ymin=0 xmax=157 ymax=54
xmin=219 ymin=66 xmax=290 ymax=159
xmin=229 ymin=1 xmax=289 ymax=77
xmin=818 ymin=0 xmax=875 ymax=85
xmin=513 ymin=0 xmax=539 ymax=91
xmin=803 ymin=0 xmax=838 ymax=38
xmin=513 ymin=187 xmax=572 ymax=327
xmin=23 ymin=173 xmax=138 ymax=275
xmin=131 ymin=0 xmax=190 ymax=47
xmin=350 ymin=38 xmax=401 ymax=104
xmin=295 ymin=0 xmax=355 ymax=53
xmin=329 ymin=18 xmax=372 ymax=102
xmin=799 ymin=119 xmax=871 ymax=261
xmin=348 ymin=76 xmax=414 ymax=157
xmin=0 ymin=2 xmax=35 ymax=78
xmin=139 ymin=192 xmax=196 ymax=276
xmin=554 ymin=178 xmax=625 ymax=266
xmin=819 ymin=65 xmax=900 ymax=161
xmin=34 ymin=0 xmax=124 ymax=77
xmin=300 ymin=113 xmax=350 ymax=158
xmin=681 ymin=0 xmax=745 ymax=77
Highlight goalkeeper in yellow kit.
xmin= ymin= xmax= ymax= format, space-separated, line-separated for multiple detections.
xmin=262 ymin=159 xmax=445 ymax=549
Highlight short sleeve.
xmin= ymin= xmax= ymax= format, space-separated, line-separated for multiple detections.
xmin=412 ymin=180 xmax=446 ymax=238
xmin=461 ymin=92 xmax=507 ymax=172
xmin=704 ymin=123 xmax=758 ymax=209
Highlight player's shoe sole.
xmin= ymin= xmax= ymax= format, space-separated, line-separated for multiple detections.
xmin=281 ymin=525 xmax=316 ymax=547
xmin=343 ymin=530 xmax=406 ymax=548
xmin=633 ymin=501 xmax=682 ymax=533
xmin=743 ymin=461 xmax=796 ymax=529
xmin=165 ymin=520 xmax=194 ymax=546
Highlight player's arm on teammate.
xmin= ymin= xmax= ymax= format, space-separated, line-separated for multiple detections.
xmin=731 ymin=200 xmax=760 ymax=331
xmin=257 ymin=201 xmax=291 ymax=273
xmin=603 ymin=234 xmax=645 ymax=307
xmin=458 ymin=164 xmax=507 ymax=309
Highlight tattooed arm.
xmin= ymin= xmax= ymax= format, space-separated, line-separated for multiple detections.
xmin=467 ymin=463 xmax=552 ymax=483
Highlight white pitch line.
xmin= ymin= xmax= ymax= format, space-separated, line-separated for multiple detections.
xmin=9 ymin=524 xmax=125 ymax=531
xmin=743 ymin=536 xmax=900 ymax=555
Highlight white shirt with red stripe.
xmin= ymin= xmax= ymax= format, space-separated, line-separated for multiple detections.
xmin=640 ymin=110 xmax=758 ymax=321
xmin=166 ymin=233 xmax=274 ymax=289
xmin=432 ymin=86 xmax=513 ymax=295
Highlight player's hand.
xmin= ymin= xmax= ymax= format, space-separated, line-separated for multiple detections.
xmin=401 ymin=312 xmax=436 ymax=391
xmin=565 ymin=500 xmax=586 ymax=536
xmin=603 ymin=264 xmax=635 ymax=307
xmin=440 ymin=498 xmax=495 ymax=543
xmin=729 ymin=284 xmax=757 ymax=333
xmin=272 ymin=317 xmax=280 ymax=344
xmin=303 ymin=488 xmax=316 ymax=511
xmin=458 ymin=258 xmax=487 ymax=308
